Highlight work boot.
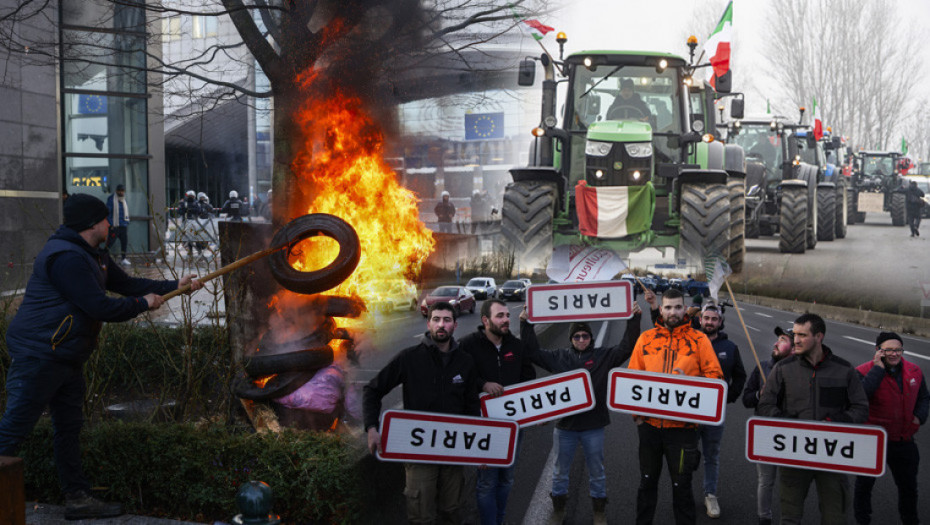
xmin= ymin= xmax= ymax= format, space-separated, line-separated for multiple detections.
xmin=64 ymin=490 xmax=124 ymax=520
xmin=549 ymin=494 xmax=567 ymax=525
xmin=704 ymin=493 xmax=721 ymax=518
xmin=592 ymin=497 xmax=608 ymax=525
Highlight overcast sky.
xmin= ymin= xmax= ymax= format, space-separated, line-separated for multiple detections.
xmin=554 ymin=0 xmax=930 ymax=117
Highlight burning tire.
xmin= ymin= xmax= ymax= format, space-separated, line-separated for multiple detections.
xmin=243 ymin=347 xmax=334 ymax=377
xmin=679 ymin=182 xmax=730 ymax=263
xmin=834 ymin=178 xmax=848 ymax=239
xmin=727 ymin=175 xmax=746 ymax=273
xmin=233 ymin=370 xmax=318 ymax=401
xmin=891 ymin=192 xmax=907 ymax=226
xmin=501 ymin=181 xmax=556 ymax=268
xmin=269 ymin=214 xmax=361 ymax=295
xmin=816 ymin=184 xmax=836 ymax=242
xmin=779 ymin=186 xmax=807 ymax=253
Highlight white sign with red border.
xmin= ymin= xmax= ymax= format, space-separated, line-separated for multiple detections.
xmin=608 ymin=368 xmax=728 ymax=424
xmin=480 ymin=370 xmax=595 ymax=427
xmin=376 ymin=410 xmax=518 ymax=466
xmin=526 ymin=280 xmax=633 ymax=323
xmin=745 ymin=417 xmax=888 ymax=477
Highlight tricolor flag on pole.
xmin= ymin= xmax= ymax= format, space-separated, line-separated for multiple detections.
xmin=703 ymin=254 xmax=732 ymax=302
xmin=701 ymin=1 xmax=733 ymax=91
xmin=523 ymin=19 xmax=554 ymax=41
xmin=575 ymin=181 xmax=654 ymax=238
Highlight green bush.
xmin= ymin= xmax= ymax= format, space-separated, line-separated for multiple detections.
xmin=19 ymin=419 xmax=362 ymax=523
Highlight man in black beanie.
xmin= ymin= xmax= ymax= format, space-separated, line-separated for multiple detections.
xmin=0 ymin=194 xmax=202 ymax=519
xmin=853 ymin=331 xmax=930 ymax=525
xmin=520 ymin=305 xmax=642 ymax=525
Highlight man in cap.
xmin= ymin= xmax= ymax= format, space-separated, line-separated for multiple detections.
xmin=696 ymin=303 xmax=746 ymax=519
xmin=607 ymin=78 xmax=652 ymax=122
xmin=743 ymin=326 xmax=795 ymax=525
xmin=435 ymin=191 xmax=455 ymax=233
xmin=520 ymin=303 xmax=643 ymax=525
xmin=105 ymin=184 xmax=130 ymax=266
xmin=459 ymin=299 xmax=535 ymax=525
xmin=758 ymin=313 xmax=869 ymax=524
xmin=0 ymin=194 xmax=202 ymax=520
xmin=628 ymin=287 xmax=723 ymax=525
xmin=363 ymin=301 xmax=481 ymax=524
xmin=853 ymin=331 xmax=929 ymax=525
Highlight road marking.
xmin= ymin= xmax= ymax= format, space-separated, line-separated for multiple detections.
xmin=755 ymin=313 xmax=773 ymax=318
xmin=905 ymin=352 xmax=930 ymax=362
xmin=843 ymin=336 xmax=874 ymax=346
xmin=747 ymin=325 xmax=760 ymax=332
xmin=522 ymin=320 xmax=610 ymax=524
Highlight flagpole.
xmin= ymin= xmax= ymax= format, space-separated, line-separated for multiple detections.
xmin=533 ymin=37 xmax=564 ymax=76
xmin=724 ymin=278 xmax=766 ymax=385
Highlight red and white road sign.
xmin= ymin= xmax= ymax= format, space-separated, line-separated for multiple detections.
xmin=480 ymin=370 xmax=595 ymax=427
xmin=376 ymin=410 xmax=518 ymax=466
xmin=608 ymin=368 xmax=728 ymax=424
xmin=526 ymin=280 xmax=633 ymax=323
xmin=746 ymin=417 xmax=888 ymax=477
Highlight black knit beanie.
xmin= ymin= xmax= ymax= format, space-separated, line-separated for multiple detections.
xmin=875 ymin=331 xmax=903 ymax=347
xmin=568 ymin=322 xmax=593 ymax=340
xmin=64 ymin=193 xmax=109 ymax=232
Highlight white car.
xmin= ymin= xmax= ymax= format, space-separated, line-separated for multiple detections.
xmin=465 ymin=277 xmax=497 ymax=299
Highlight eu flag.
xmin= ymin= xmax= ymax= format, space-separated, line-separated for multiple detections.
xmin=77 ymin=95 xmax=108 ymax=114
xmin=465 ymin=112 xmax=504 ymax=140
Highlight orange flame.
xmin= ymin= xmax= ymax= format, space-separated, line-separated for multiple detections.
xmin=285 ymin=83 xmax=434 ymax=314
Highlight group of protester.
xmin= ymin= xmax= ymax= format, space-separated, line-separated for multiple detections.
xmin=363 ymin=288 xmax=928 ymax=525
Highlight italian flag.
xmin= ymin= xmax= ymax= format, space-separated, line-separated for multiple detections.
xmin=575 ymin=181 xmax=654 ymax=238
xmin=702 ymin=1 xmax=732 ymax=90
xmin=523 ymin=19 xmax=554 ymax=41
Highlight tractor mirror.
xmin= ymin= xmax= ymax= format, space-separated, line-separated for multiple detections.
xmin=713 ymin=70 xmax=732 ymax=94
xmin=518 ymin=59 xmax=536 ymax=86
xmin=730 ymin=98 xmax=744 ymax=119
xmin=832 ymin=136 xmax=841 ymax=148
xmin=807 ymin=135 xmax=817 ymax=148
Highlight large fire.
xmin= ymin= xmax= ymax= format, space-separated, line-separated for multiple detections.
xmin=280 ymin=77 xmax=434 ymax=323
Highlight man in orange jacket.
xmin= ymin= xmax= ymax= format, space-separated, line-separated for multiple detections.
xmin=628 ymin=288 xmax=723 ymax=525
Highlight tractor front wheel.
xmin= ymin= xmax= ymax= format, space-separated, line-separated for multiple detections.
xmin=680 ymin=182 xmax=730 ymax=264
xmin=727 ymin=175 xmax=746 ymax=273
xmin=501 ymin=181 xmax=556 ymax=267
xmin=779 ymin=186 xmax=808 ymax=254
xmin=891 ymin=192 xmax=907 ymax=226
xmin=817 ymin=185 xmax=836 ymax=242
xmin=835 ymin=178 xmax=848 ymax=239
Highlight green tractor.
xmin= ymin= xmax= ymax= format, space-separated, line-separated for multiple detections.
xmin=854 ymin=151 xmax=907 ymax=225
xmin=505 ymin=39 xmax=745 ymax=271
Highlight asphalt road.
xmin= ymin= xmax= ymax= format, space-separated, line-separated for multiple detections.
xmin=353 ymin=297 xmax=930 ymax=524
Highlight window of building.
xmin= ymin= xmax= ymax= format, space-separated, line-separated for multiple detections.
xmin=192 ymin=15 xmax=218 ymax=39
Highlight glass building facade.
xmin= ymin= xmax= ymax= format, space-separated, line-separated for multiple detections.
xmin=60 ymin=0 xmax=152 ymax=250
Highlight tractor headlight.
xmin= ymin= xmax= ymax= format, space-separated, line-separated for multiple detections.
xmin=585 ymin=140 xmax=613 ymax=157
xmin=624 ymin=143 xmax=653 ymax=158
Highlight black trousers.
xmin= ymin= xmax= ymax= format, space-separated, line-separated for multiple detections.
xmin=854 ymin=439 xmax=920 ymax=525
xmin=636 ymin=423 xmax=700 ymax=525
xmin=107 ymin=225 xmax=128 ymax=258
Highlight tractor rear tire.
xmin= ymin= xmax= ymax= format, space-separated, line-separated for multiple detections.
xmin=727 ymin=175 xmax=746 ymax=273
xmin=835 ymin=178 xmax=848 ymax=238
xmin=779 ymin=186 xmax=807 ymax=254
xmin=680 ymin=182 xmax=730 ymax=264
xmin=817 ymin=186 xmax=836 ymax=242
xmin=891 ymin=192 xmax=907 ymax=226
xmin=501 ymin=181 xmax=556 ymax=268
xmin=848 ymin=187 xmax=859 ymax=224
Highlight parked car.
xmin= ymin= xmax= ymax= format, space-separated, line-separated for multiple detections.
xmin=640 ymin=276 xmax=657 ymax=291
xmin=420 ymin=286 xmax=476 ymax=317
xmin=682 ymin=278 xmax=710 ymax=297
xmin=654 ymin=277 xmax=670 ymax=293
xmin=668 ymin=278 xmax=684 ymax=291
xmin=464 ymin=277 xmax=497 ymax=299
xmin=498 ymin=280 xmax=529 ymax=302
xmin=620 ymin=274 xmax=641 ymax=296
xmin=369 ymin=279 xmax=418 ymax=313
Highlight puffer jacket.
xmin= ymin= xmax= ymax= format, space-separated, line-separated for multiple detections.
xmin=627 ymin=316 xmax=723 ymax=429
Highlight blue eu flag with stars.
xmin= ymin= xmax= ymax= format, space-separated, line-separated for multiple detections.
xmin=77 ymin=94 xmax=108 ymax=114
xmin=465 ymin=112 xmax=504 ymax=140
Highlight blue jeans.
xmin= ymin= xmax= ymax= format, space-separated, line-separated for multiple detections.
xmin=476 ymin=461 xmax=517 ymax=525
xmin=552 ymin=427 xmax=606 ymax=498
xmin=699 ymin=422 xmax=725 ymax=495
xmin=0 ymin=356 xmax=90 ymax=495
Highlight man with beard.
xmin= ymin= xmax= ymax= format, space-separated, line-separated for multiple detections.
xmin=758 ymin=313 xmax=869 ymax=525
xmin=628 ymin=288 xmax=723 ymax=525
xmin=363 ymin=302 xmax=481 ymax=524
xmin=853 ymin=331 xmax=929 ymax=525
xmin=743 ymin=326 xmax=795 ymax=525
xmin=696 ymin=304 xmax=746 ymax=519
xmin=459 ymin=299 xmax=535 ymax=525
xmin=520 ymin=303 xmax=643 ymax=525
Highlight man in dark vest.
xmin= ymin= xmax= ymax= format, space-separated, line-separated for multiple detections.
xmin=853 ymin=331 xmax=929 ymax=525
xmin=0 ymin=194 xmax=202 ymax=520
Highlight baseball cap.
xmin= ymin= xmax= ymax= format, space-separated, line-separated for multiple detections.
xmin=774 ymin=326 xmax=794 ymax=338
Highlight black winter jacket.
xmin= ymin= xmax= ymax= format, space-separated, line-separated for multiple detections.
xmin=362 ymin=334 xmax=480 ymax=431
xmin=6 ymin=225 xmax=178 ymax=365
xmin=709 ymin=332 xmax=747 ymax=403
xmin=520 ymin=314 xmax=641 ymax=432
xmin=459 ymin=325 xmax=536 ymax=390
